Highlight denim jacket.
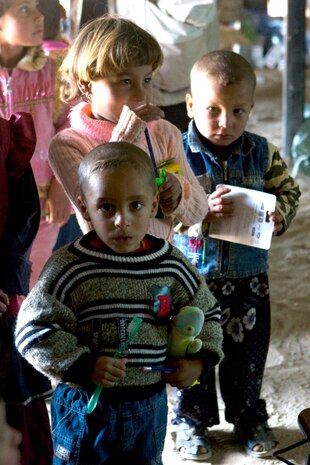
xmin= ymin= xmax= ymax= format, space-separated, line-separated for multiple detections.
xmin=173 ymin=121 xmax=270 ymax=279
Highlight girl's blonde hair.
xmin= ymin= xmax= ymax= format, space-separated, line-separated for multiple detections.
xmin=60 ymin=14 xmax=163 ymax=103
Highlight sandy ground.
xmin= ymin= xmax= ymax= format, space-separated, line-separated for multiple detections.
xmin=163 ymin=69 xmax=310 ymax=465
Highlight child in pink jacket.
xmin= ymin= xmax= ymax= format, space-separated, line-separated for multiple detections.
xmin=0 ymin=0 xmax=70 ymax=288
xmin=48 ymin=14 xmax=209 ymax=241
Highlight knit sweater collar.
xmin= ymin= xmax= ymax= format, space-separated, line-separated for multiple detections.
xmin=69 ymin=102 xmax=115 ymax=141
xmin=70 ymin=231 xmax=171 ymax=265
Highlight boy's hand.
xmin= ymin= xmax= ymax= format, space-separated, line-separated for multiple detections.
xmin=268 ymin=211 xmax=284 ymax=234
xmin=0 ymin=290 xmax=9 ymax=315
xmin=162 ymin=359 xmax=204 ymax=389
xmin=44 ymin=177 xmax=71 ymax=227
xmin=206 ymin=184 xmax=233 ymax=222
xmin=92 ymin=356 xmax=127 ymax=388
xmin=159 ymin=172 xmax=182 ymax=214
xmin=132 ymin=103 xmax=165 ymax=122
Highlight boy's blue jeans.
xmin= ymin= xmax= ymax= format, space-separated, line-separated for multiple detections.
xmin=51 ymin=383 xmax=168 ymax=465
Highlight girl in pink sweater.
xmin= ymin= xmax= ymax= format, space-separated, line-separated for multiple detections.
xmin=48 ymin=14 xmax=209 ymax=242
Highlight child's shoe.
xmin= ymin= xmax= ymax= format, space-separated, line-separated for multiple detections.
xmin=235 ymin=421 xmax=278 ymax=458
xmin=175 ymin=421 xmax=212 ymax=461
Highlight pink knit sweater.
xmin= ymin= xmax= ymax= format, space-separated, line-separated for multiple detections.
xmin=48 ymin=102 xmax=208 ymax=242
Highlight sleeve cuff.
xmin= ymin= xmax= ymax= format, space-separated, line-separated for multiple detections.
xmin=62 ymin=353 xmax=98 ymax=386
xmin=187 ymin=349 xmax=220 ymax=378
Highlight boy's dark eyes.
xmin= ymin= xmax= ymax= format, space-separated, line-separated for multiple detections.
xmin=207 ymin=106 xmax=218 ymax=113
xmin=100 ymin=203 xmax=113 ymax=212
xmin=206 ymin=107 xmax=245 ymax=115
xmin=131 ymin=201 xmax=143 ymax=210
xmin=99 ymin=202 xmax=143 ymax=212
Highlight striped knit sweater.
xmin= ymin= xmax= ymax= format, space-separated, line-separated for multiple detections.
xmin=15 ymin=232 xmax=223 ymax=390
xmin=48 ymin=103 xmax=209 ymax=242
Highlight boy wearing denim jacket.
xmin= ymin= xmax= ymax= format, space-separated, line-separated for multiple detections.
xmin=173 ymin=50 xmax=301 ymax=461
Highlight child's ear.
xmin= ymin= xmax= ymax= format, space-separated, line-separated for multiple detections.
xmin=78 ymin=195 xmax=91 ymax=222
xmin=150 ymin=192 xmax=160 ymax=218
xmin=77 ymin=80 xmax=92 ymax=98
xmin=185 ymin=93 xmax=194 ymax=119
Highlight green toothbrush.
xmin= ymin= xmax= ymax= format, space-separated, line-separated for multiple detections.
xmin=87 ymin=316 xmax=143 ymax=414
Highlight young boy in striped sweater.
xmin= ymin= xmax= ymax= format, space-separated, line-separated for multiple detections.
xmin=16 ymin=141 xmax=223 ymax=465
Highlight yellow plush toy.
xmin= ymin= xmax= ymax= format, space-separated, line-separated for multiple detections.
xmin=167 ymin=306 xmax=204 ymax=359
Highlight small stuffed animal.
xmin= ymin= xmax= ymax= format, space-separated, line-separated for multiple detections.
xmin=167 ymin=306 xmax=204 ymax=359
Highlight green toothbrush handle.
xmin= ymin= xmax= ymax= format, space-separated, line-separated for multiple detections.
xmin=86 ymin=317 xmax=142 ymax=414
xmin=86 ymin=385 xmax=102 ymax=414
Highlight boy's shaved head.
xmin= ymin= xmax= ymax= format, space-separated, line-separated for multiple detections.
xmin=79 ymin=141 xmax=156 ymax=197
xmin=191 ymin=50 xmax=256 ymax=95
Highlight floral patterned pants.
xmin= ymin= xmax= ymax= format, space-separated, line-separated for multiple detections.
xmin=174 ymin=272 xmax=271 ymax=429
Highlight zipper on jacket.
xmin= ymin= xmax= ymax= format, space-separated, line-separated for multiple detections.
xmin=219 ymin=159 xmax=229 ymax=275
xmin=222 ymin=160 xmax=228 ymax=182
xmin=4 ymin=74 xmax=13 ymax=116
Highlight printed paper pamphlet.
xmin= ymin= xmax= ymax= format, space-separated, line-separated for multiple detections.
xmin=208 ymin=185 xmax=276 ymax=250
